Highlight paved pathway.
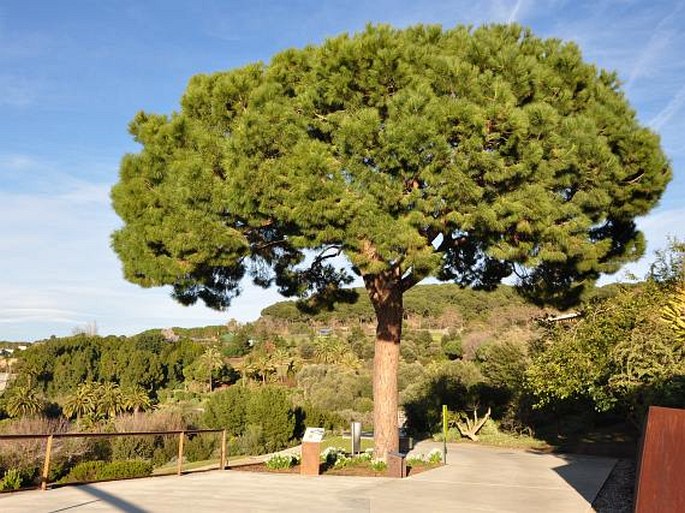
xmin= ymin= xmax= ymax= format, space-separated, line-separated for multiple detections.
xmin=0 ymin=444 xmax=616 ymax=512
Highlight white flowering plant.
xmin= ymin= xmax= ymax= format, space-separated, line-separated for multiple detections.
xmin=406 ymin=449 xmax=443 ymax=466
xmin=265 ymin=453 xmax=300 ymax=470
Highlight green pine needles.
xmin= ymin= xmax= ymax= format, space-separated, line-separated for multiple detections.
xmin=112 ymin=23 xmax=671 ymax=456
xmin=112 ymin=23 xmax=670 ymax=309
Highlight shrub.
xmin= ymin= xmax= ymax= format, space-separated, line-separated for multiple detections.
xmin=111 ymin=435 xmax=156 ymax=461
xmin=427 ymin=449 xmax=443 ymax=464
xmin=406 ymin=456 xmax=424 ymax=466
xmin=60 ymin=460 xmax=107 ymax=483
xmin=264 ymin=454 xmax=299 ymax=469
xmin=402 ymin=360 xmax=486 ymax=434
xmin=185 ymin=434 xmax=217 ymax=462
xmin=151 ymin=437 xmax=179 ymax=467
xmin=441 ymin=335 xmax=463 ymax=360
xmin=245 ymin=387 xmax=295 ymax=453
xmin=238 ymin=425 xmax=264 ymax=456
xmin=203 ymin=387 xmax=248 ymax=436
xmin=370 ymin=460 xmax=387 ymax=472
xmin=359 ymin=449 xmax=374 ymax=460
xmin=332 ymin=453 xmax=351 ymax=469
xmin=0 ymin=469 xmax=22 ymax=491
xmin=95 ymin=460 xmax=153 ymax=481
xmin=407 ymin=449 xmax=442 ymax=466
xmin=352 ymin=397 xmax=374 ymax=413
xmin=320 ymin=446 xmax=346 ymax=465
xmin=294 ymin=404 xmax=345 ymax=438
xmin=476 ymin=340 xmax=529 ymax=391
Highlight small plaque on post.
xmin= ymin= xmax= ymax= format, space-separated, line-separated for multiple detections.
xmin=302 ymin=427 xmax=325 ymax=443
xmin=301 ymin=427 xmax=324 ymax=476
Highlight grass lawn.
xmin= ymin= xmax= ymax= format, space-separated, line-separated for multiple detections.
xmin=152 ymin=458 xmax=220 ymax=475
xmin=436 ymin=426 xmax=550 ymax=451
xmin=152 ymin=436 xmax=373 ymax=475
xmin=319 ymin=435 xmax=374 ymax=453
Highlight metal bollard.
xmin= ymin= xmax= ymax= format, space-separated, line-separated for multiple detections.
xmin=351 ymin=421 xmax=362 ymax=455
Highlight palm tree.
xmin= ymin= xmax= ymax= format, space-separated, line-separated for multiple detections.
xmin=338 ymin=352 xmax=362 ymax=372
xmin=271 ymin=349 xmax=296 ymax=384
xmin=234 ymin=359 xmax=255 ymax=386
xmin=62 ymin=382 xmax=96 ymax=420
xmin=198 ymin=347 xmax=224 ymax=392
xmin=123 ymin=385 xmax=152 ymax=415
xmin=313 ymin=336 xmax=350 ymax=364
xmin=5 ymin=386 xmax=42 ymax=418
xmin=248 ymin=351 xmax=276 ymax=384
xmin=96 ymin=382 xmax=125 ymax=419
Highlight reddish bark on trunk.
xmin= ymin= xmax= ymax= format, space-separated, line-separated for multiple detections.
xmin=365 ymin=270 xmax=403 ymax=460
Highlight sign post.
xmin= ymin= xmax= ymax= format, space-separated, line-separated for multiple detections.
xmin=442 ymin=405 xmax=448 ymax=465
xmin=301 ymin=427 xmax=324 ymax=476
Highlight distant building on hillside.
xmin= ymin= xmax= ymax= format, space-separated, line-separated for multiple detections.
xmin=544 ymin=312 xmax=582 ymax=323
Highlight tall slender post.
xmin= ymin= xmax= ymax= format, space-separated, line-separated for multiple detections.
xmin=220 ymin=430 xmax=227 ymax=470
xmin=41 ymin=435 xmax=54 ymax=491
xmin=442 ymin=404 xmax=448 ymax=465
xmin=177 ymin=431 xmax=185 ymax=476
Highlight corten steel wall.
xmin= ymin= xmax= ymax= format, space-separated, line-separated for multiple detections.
xmin=634 ymin=406 xmax=685 ymax=513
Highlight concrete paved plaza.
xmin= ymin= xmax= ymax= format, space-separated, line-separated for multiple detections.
xmin=0 ymin=444 xmax=616 ymax=512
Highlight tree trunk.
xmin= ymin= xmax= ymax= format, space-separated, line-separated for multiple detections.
xmin=366 ymin=271 xmax=403 ymax=460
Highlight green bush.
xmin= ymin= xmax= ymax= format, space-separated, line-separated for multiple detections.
xmin=402 ymin=360 xmax=485 ymax=434
xmin=203 ymin=387 xmax=248 ymax=436
xmin=81 ymin=437 xmax=113 ymax=463
xmin=476 ymin=340 xmax=528 ymax=391
xmin=295 ymin=404 xmax=345 ymax=437
xmin=111 ymin=435 xmax=156 ymax=461
xmin=60 ymin=460 xmax=107 ymax=483
xmin=0 ymin=469 xmax=22 ymax=491
xmin=245 ymin=387 xmax=295 ymax=453
xmin=370 ymin=460 xmax=387 ymax=472
xmin=96 ymin=460 xmax=153 ymax=481
xmin=151 ymin=437 xmax=179 ymax=467
xmin=60 ymin=459 xmax=153 ymax=483
xmin=238 ymin=425 xmax=264 ymax=455
xmin=264 ymin=454 xmax=299 ymax=469
xmin=185 ymin=434 xmax=217 ymax=462
xmin=441 ymin=335 xmax=463 ymax=360
xmin=202 ymin=385 xmax=296 ymax=454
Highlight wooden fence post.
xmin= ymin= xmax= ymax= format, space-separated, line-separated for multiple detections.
xmin=177 ymin=431 xmax=185 ymax=476
xmin=220 ymin=430 xmax=227 ymax=470
xmin=41 ymin=435 xmax=53 ymax=491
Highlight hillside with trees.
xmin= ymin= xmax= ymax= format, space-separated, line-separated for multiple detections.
xmin=1 ymin=241 xmax=683 ymax=490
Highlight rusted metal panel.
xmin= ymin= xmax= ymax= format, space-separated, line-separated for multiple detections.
xmin=634 ymin=406 xmax=685 ymax=513
xmin=387 ymin=451 xmax=406 ymax=478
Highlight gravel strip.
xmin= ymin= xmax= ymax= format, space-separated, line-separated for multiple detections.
xmin=592 ymin=459 xmax=635 ymax=513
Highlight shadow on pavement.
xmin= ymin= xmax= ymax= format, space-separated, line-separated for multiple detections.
xmin=48 ymin=500 xmax=100 ymax=512
xmin=552 ymin=454 xmax=615 ymax=503
xmin=69 ymin=484 xmax=150 ymax=513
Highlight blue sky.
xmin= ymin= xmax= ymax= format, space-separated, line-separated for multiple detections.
xmin=1 ymin=0 xmax=683 ymax=341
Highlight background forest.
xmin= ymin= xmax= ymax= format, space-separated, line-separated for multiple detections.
xmin=0 ymin=242 xmax=683 ymax=489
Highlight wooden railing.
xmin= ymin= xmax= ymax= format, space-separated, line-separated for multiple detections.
xmin=0 ymin=429 xmax=227 ymax=490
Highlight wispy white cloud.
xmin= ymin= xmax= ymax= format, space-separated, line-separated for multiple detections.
xmin=650 ymin=83 xmax=685 ymax=131
xmin=0 ymin=307 xmax=85 ymax=325
xmin=625 ymin=1 xmax=684 ymax=89
xmin=508 ymin=0 xmax=525 ymax=23
xmin=0 ymin=174 xmax=280 ymax=340
xmin=0 ymin=153 xmax=37 ymax=170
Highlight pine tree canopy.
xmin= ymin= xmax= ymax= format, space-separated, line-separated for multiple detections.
xmin=111 ymin=24 xmax=671 ymax=310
